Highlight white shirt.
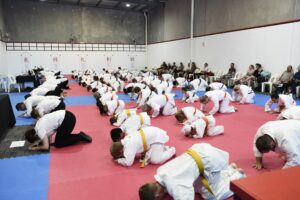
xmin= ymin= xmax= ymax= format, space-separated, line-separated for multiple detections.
xmin=117 ymin=126 xmax=169 ymax=166
xmin=253 ymin=120 xmax=300 ymax=169
xmin=35 ymin=110 xmax=66 ymax=139
xmin=24 ymin=96 xmax=59 ymax=116
xmin=36 ymin=99 xmax=62 ymax=117
xmin=120 ymin=112 xmax=151 ymax=135
xmin=154 ymin=143 xmax=229 ymax=200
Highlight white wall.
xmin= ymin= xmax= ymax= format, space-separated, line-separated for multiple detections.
xmin=148 ymin=21 xmax=300 ymax=75
xmin=4 ymin=50 xmax=145 ymax=75
xmin=0 ymin=41 xmax=7 ymax=74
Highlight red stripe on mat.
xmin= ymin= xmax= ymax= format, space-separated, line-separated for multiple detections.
xmin=48 ymin=87 xmax=282 ymax=200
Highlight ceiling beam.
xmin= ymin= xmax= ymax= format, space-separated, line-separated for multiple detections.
xmin=77 ymin=0 xmax=81 ymax=6
xmin=114 ymin=1 xmax=123 ymax=8
xmin=131 ymin=4 xmax=140 ymax=11
xmin=121 ymin=0 xmax=161 ymax=7
xmin=96 ymin=0 xmax=102 ymax=6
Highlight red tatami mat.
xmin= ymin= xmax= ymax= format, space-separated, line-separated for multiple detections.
xmin=48 ymin=85 xmax=281 ymax=200
xmin=65 ymin=83 xmax=92 ymax=96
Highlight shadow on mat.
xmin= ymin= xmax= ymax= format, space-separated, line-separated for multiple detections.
xmin=0 ymin=125 xmax=49 ymax=159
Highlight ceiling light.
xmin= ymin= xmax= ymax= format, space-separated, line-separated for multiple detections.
xmin=126 ymin=3 xmax=131 ymax=7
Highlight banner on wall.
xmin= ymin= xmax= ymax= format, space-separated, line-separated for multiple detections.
xmin=78 ymin=53 xmax=88 ymax=70
xmin=104 ymin=53 xmax=113 ymax=69
xmin=20 ymin=52 xmax=32 ymax=73
xmin=50 ymin=54 xmax=61 ymax=71
xmin=128 ymin=54 xmax=137 ymax=70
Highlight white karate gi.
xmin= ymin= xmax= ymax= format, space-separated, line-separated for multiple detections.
xmin=100 ymin=92 xmax=118 ymax=105
xmin=175 ymin=77 xmax=186 ymax=88
xmin=30 ymin=87 xmax=51 ymax=96
xmin=190 ymin=78 xmax=209 ymax=91
xmin=277 ymin=106 xmax=300 ymax=120
xmin=209 ymin=82 xmax=227 ymax=91
xmin=162 ymin=74 xmax=174 ymax=82
xmin=113 ymin=108 xmax=137 ymax=126
xmin=120 ymin=112 xmax=151 ymax=135
xmin=182 ymin=90 xmax=199 ymax=103
xmin=154 ymin=143 xmax=245 ymax=200
xmin=232 ymin=85 xmax=255 ymax=104
xmin=147 ymin=94 xmax=177 ymax=118
xmin=265 ymin=94 xmax=296 ymax=112
xmin=181 ymin=106 xmax=205 ymax=123
xmin=117 ymin=126 xmax=175 ymax=166
xmin=253 ymin=120 xmax=300 ymax=169
xmin=201 ymin=90 xmax=235 ymax=115
xmin=181 ymin=115 xmax=224 ymax=138
xmin=106 ymin=100 xmax=125 ymax=116
xmin=136 ymin=89 xmax=157 ymax=108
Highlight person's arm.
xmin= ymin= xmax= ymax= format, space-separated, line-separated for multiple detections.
xmin=28 ymin=136 xmax=49 ymax=151
xmin=151 ymin=103 xmax=160 ymax=118
xmin=208 ymin=98 xmax=219 ymax=115
xmin=116 ymin=145 xmax=136 ymax=167
xmin=264 ymin=99 xmax=273 ymax=112
xmin=253 ymin=128 xmax=264 ymax=169
xmin=281 ymin=141 xmax=300 ymax=169
xmin=254 ymin=156 xmax=264 ymax=170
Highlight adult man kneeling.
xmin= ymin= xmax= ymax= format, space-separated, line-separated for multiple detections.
xmin=25 ymin=110 xmax=92 ymax=151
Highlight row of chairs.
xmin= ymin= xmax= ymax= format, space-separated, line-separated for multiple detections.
xmin=0 ymin=74 xmax=21 ymax=93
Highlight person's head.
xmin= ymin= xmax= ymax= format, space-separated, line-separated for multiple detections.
xmin=16 ymin=102 xmax=26 ymax=111
xmin=255 ymin=63 xmax=262 ymax=70
xmin=181 ymin=125 xmax=196 ymax=137
xmin=255 ymin=134 xmax=276 ymax=153
xmin=200 ymin=95 xmax=209 ymax=104
xmin=25 ymin=129 xmax=39 ymax=143
xmin=175 ymin=110 xmax=187 ymax=123
xmin=142 ymin=104 xmax=152 ymax=114
xmin=233 ymin=84 xmax=240 ymax=92
xmin=124 ymin=86 xmax=133 ymax=94
xmin=173 ymin=80 xmax=178 ymax=86
xmin=298 ymin=65 xmax=300 ymax=72
xmin=110 ymin=128 xmax=125 ymax=142
xmin=270 ymin=93 xmax=279 ymax=103
xmin=87 ymin=85 xmax=92 ymax=92
xmin=30 ymin=109 xmax=40 ymax=119
xmin=109 ymin=115 xmax=118 ymax=125
xmin=230 ymin=63 xmax=235 ymax=68
xmin=98 ymin=102 xmax=108 ymax=115
xmin=139 ymin=182 xmax=166 ymax=200
xmin=132 ymin=78 xmax=137 ymax=83
xmin=287 ymin=65 xmax=293 ymax=72
xmin=133 ymin=87 xmax=141 ymax=94
xmin=110 ymin=142 xmax=124 ymax=160
xmin=204 ymin=63 xmax=208 ymax=67
xmin=249 ymin=65 xmax=255 ymax=70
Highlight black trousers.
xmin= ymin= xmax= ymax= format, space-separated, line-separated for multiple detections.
xmin=54 ymin=111 xmax=81 ymax=148
xmin=45 ymin=86 xmax=62 ymax=97
xmin=51 ymin=101 xmax=66 ymax=112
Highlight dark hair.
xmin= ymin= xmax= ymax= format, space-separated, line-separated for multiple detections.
xmin=139 ymin=184 xmax=156 ymax=200
xmin=25 ymin=129 xmax=39 ymax=143
xmin=98 ymin=102 xmax=107 ymax=115
xmin=173 ymin=80 xmax=178 ymax=86
xmin=175 ymin=110 xmax=186 ymax=123
xmin=109 ymin=116 xmax=117 ymax=125
xmin=271 ymin=93 xmax=279 ymax=99
xmin=110 ymin=128 xmax=123 ymax=142
xmin=133 ymin=87 xmax=141 ymax=93
xmin=200 ymin=95 xmax=208 ymax=103
xmin=30 ymin=109 xmax=39 ymax=119
xmin=16 ymin=102 xmax=25 ymax=111
xmin=205 ymin=86 xmax=211 ymax=92
xmin=256 ymin=135 xmax=273 ymax=153
xmin=87 ymin=85 xmax=92 ymax=92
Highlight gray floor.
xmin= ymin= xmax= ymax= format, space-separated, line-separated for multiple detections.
xmin=0 ymin=125 xmax=48 ymax=159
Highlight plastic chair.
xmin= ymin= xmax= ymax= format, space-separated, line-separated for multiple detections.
xmin=0 ymin=74 xmax=7 ymax=92
xmin=7 ymin=74 xmax=21 ymax=93
xmin=227 ymin=72 xmax=243 ymax=87
xmin=296 ymin=85 xmax=300 ymax=98
xmin=261 ymin=76 xmax=278 ymax=94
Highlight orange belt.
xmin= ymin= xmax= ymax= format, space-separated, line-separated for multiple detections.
xmin=224 ymin=92 xmax=227 ymax=98
xmin=201 ymin=116 xmax=209 ymax=136
xmin=125 ymin=109 xmax=131 ymax=117
xmin=193 ymin=107 xmax=197 ymax=116
xmin=113 ymin=100 xmax=120 ymax=115
xmin=164 ymin=94 xmax=169 ymax=102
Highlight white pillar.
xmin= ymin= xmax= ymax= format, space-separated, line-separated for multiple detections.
xmin=190 ymin=0 xmax=194 ymax=67
xmin=144 ymin=12 xmax=148 ymax=69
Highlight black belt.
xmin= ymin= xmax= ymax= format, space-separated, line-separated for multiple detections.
xmin=220 ymin=84 xmax=224 ymax=89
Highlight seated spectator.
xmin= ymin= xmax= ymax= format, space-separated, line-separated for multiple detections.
xmin=291 ymin=65 xmax=300 ymax=96
xmin=273 ymin=65 xmax=294 ymax=94
xmin=237 ymin=65 xmax=255 ymax=84
xmin=221 ymin=63 xmax=236 ymax=84
xmin=245 ymin=63 xmax=263 ymax=87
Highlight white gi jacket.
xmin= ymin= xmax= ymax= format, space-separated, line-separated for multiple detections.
xmin=181 ymin=106 xmax=205 ymax=123
xmin=277 ymin=106 xmax=300 ymax=120
xmin=232 ymin=85 xmax=255 ymax=104
xmin=117 ymin=126 xmax=169 ymax=166
xmin=147 ymin=94 xmax=177 ymax=117
xmin=154 ymin=143 xmax=231 ymax=200
xmin=120 ymin=112 xmax=151 ymax=135
xmin=265 ymin=94 xmax=296 ymax=112
xmin=106 ymin=100 xmax=125 ymax=116
xmin=113 ymin=108 xmax=137 ymax=126
xmin=253 ymin=120 xmax=300 ymax=169
xmin=209 ymin=82 xmax=227 ymax=91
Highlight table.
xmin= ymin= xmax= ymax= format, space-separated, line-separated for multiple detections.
xmin=16 ymin=75 xmax=39 ymax=87
xmin=231 ymin=166 xmax=300 ymax=200
xmin=0 ymin=94 xmax=16 ymax=138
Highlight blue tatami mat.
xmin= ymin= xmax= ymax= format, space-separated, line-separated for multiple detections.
xmin=64 ymin=95 xmax=96 ymax=106
xmin=0 ymin=154 xmax=50 ymax=200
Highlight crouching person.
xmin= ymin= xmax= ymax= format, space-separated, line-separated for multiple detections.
xmin=110 ymin=126 xmax=176 ymax=167
xmin=25 ymin=110 xmax=92 ymax=151
xmin=181 ymin=115 xmax=224 ymax=138
xmin=139 ymin=143 xmax=246 ymax=200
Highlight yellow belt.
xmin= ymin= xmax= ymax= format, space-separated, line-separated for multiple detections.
xmin=139 ymin=113 xmax=144 ymax=125
xmin=186 ymin=149 xmax=216 ymax=198
xmin=139 ymin=129 xmax=147 ymax=168
xmin=125 ymin=109 xmax=131 ymax=117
